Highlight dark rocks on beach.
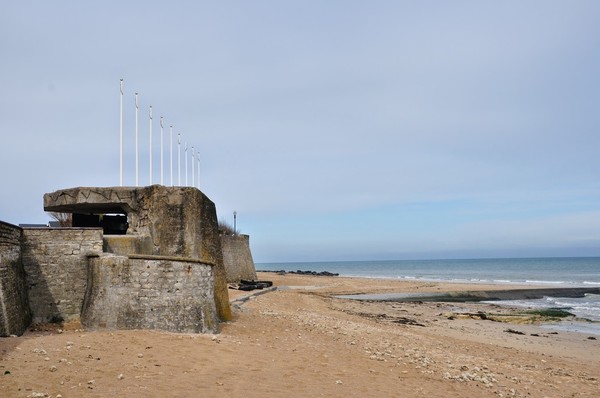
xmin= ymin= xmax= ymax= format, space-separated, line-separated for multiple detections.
xmin=229 ymin=279 xmax=274 ymax=291
xmin=259 ymin=270 xmax=339 ymax=277
xmin=504 ymin=328 xmax=526 ymax=335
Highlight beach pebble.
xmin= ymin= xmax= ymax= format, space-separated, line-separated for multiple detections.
xmin=49 ymin=365 xmax=57 ymax=372
xmin=117 ymin=373 xmax=125 ymax=380
xmin=26 ymin=393 xmax=46 ymax=398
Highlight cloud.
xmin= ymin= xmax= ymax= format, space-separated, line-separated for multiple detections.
xmin=1 ymin=1 xmax=599 ymax=261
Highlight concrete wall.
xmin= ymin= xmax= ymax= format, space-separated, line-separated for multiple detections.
xmin=221 ymin=234 xmax=257 ymax=283
xmin=0 ymin=221 xmax=31 ymax=336
xmin=82 ymin=254 xmax=217 ymax=333
xmin=21 ymin=228 xmax=103 ymax=323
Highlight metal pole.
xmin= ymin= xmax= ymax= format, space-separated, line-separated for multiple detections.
xmin=233 ymin=211 xmax=237 ymax=235
xmin=160 ymin=116 xmax=164 ymax=185
xmin=197 ymin=151 xmax=200 ymax=189
xmin=185 ymin=142 xmax=188 ymax=186
xmin=135 ymin=92 xmax=139 ymax=186
xmin=170 ymin=126 xmax=173 ymax=186
xmin=191 ymin=146 xmax=195 ymax=188
xmin=119 ymin=79 xmax=123 ymax=186
xmin=149 ymin=106 xmax=153 ymax=185
xmin=177 ymin=133 xmax=181 ymax=186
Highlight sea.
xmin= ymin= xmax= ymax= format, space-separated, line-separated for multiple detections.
xmin=257 ymin=257 xmax=600 ymax=335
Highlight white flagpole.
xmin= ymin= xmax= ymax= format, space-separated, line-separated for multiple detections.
xmin=135 ymin=92 xmax=139 ymax=186
xmin=170 ymin=126 xmax=173 ymax=186
xmin=191 ymin=146 xmax=195 ymax=188
xmin=197 ymin=151 xmax=200 ymax=189
xmin=160 ymin=116 xmax=164 ymax=185
xmin=177 ymin=133 xmax=181 ymax=186
xmin=149 ymin=106 xmax=153 ymax=185
xmin=185 ymin=142 xmax=188 ymax=186
xmin=119 ymin=79 xmax=123 ymax=186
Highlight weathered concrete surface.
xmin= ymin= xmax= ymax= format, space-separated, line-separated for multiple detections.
xmin=44 ymin=186 xmax=232 ymax=322
xmin=0 ymin=221 xmax=31 ymax=336
xmin=82 ymin=254 xmax=218 ymax=333
xmin=103 ymin=235 xmax=153 ymax=256
xmin=21 ymin=228 xmax=103 ymax=323
xmin=221 ymin=234 xmax=257 ymax=283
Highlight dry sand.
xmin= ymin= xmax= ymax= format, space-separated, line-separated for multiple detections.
xmin=1 ymin=272 xmax=599 ymax=397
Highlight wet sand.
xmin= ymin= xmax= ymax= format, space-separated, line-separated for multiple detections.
xmin=1 ymin=273 xmax=599 ymax=397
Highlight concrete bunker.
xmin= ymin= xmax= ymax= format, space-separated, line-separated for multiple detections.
xmin=43 ymin=185 xmax=232 ymax=328
xmin=0 ymin=185 xmax=234 ymax=336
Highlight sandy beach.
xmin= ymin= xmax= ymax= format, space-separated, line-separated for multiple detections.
xmin=1 ymin=272 xmax=599 ymax=397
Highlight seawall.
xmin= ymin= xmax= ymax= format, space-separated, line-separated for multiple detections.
xmin=0 ymin=221 xmax=31 ymax=336
xmin=82 ymin=254 xmax=218 ymax=333
xmin=221 ymin=234 xmax=257 ymax=283
xmin=21 ymin=227 xmax=103 ymax=323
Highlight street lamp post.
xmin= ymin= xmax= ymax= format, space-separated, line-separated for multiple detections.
xmin=233 ymin=211 xmax=237 ymax=235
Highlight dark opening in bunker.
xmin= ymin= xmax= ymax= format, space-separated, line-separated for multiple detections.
xmin=72 ymin=213 xmax=128 ymax=235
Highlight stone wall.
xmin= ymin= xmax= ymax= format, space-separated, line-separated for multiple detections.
xmin=21 ymin=228 xmax=103 ymax=323
xmin=82 ymin=254 xmax=217 ymax=333
xmin=221 ymin=234 xmax=257 ymax=283
xmin=0 ymin=221 xmax=31 ymax=336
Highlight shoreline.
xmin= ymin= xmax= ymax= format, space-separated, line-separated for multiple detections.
xmin=257 ymin=268 xmax=600 ymax=288
xmin=259 ymin=270 xmax=600 ymax=331
xmin=335 ymin=286 xmax=600 ymax=302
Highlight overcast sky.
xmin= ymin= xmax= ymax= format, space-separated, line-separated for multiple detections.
xmin=1 ymin=1 xmax=599 ymax=262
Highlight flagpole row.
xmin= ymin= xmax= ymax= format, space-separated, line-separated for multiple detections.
xmin=118 ymin=80 xmax=203 ymax=189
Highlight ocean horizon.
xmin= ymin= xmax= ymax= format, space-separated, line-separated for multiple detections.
xmin=257 ymin=256 xmax=600 ymax=286
xmin=257 ymin=256 xmax=600 ymax=334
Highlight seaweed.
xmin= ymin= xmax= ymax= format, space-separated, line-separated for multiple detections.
xmin=523 ymin=308 xmax=574 ymax=318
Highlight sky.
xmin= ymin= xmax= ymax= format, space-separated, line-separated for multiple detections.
xmin=1 ymin=1 xmax=599 ymax=263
